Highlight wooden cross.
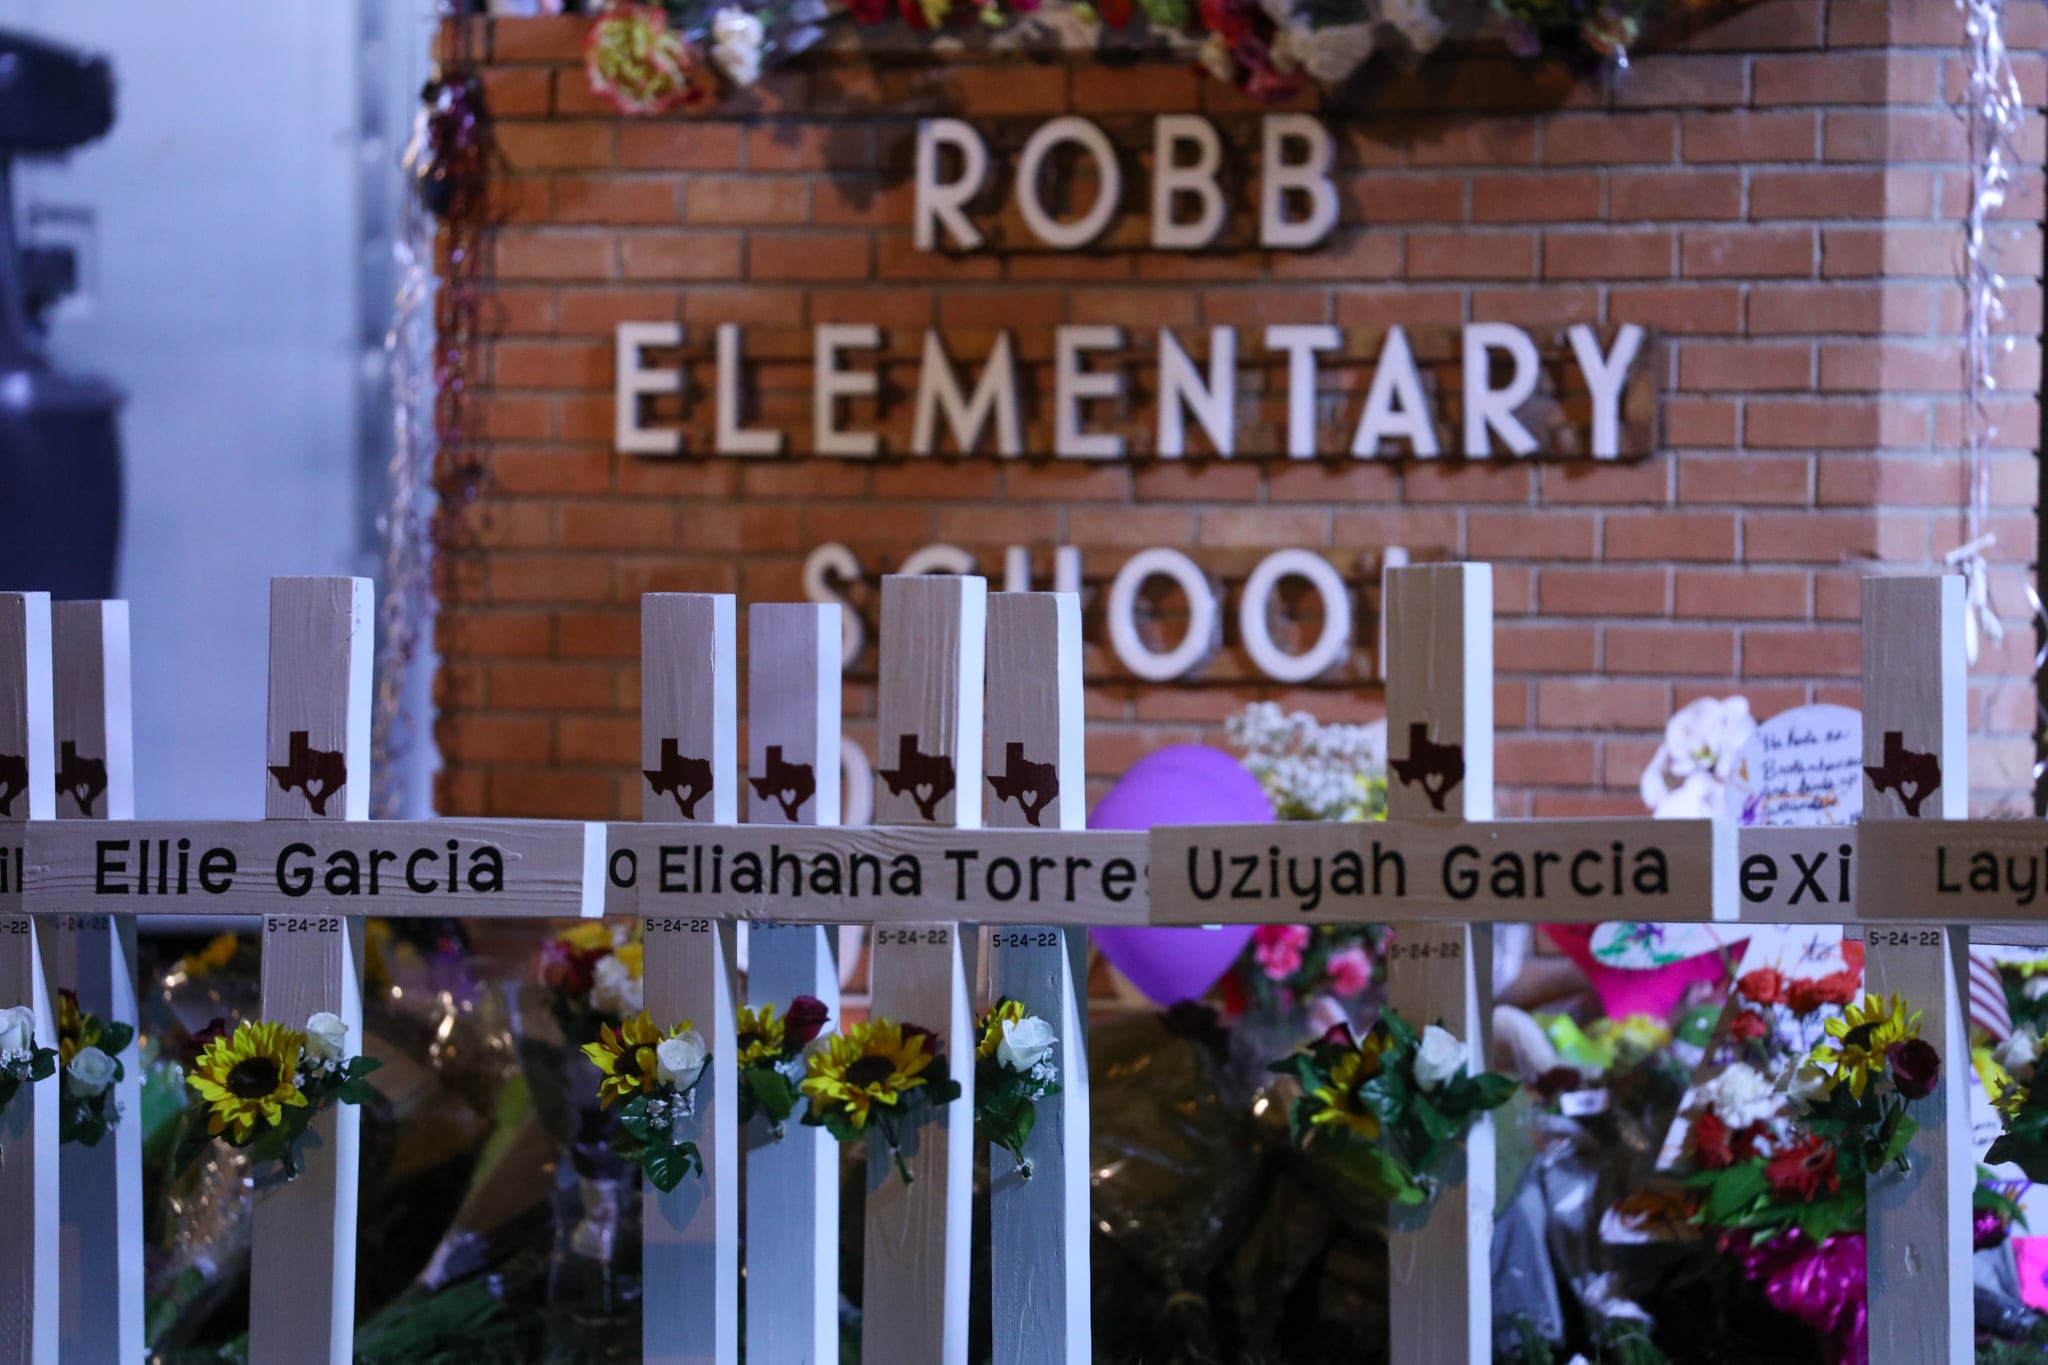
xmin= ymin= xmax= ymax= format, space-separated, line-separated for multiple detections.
xmin=0 ymin=591 xmax=56 ymax=1365
xmin=985 ymin=591 xmax=1090 ymax=1365
xmin=742 ymin=601 xmax=843 ymax=1365
xmin=864 ymin=573 xmax=984 ymax=1365
xmin=637 ymin=592 xmax=741 ymax=1365
xmin=48 ymin=601 xmax=142 ymax=1363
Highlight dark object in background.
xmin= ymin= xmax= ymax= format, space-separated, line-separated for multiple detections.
xmin=0 ymin=28 xmax=121 ymax=601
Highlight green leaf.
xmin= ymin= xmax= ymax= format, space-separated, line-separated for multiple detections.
xmin=1411 ymin=1092 xmax=1458 ymax=1144
xmin=336 ymin=1079 xmax=375 ymax=1106
xmin=618 ymin=1095 xmax=653 ymax=1145
xmin=346 ymin=1056 xmax=384 ymax=1080
xmin=99 ymin=1022 xmax=135 ymax=1056
xmin=29 ymin=1049 xmax=56 ymax=1083
xmin=1882 ymin=1112 xmax=1920 ymax=1170
xmin=1706 ymin=1161 xmax=1770 ymax=1224
xmin=743 ymin=1067 xmax=799 ymax=1126
xmin=1467 ymin=1071 xmax=1520 ymax=1111
xmin=642 ymin=1139 xmax=703 ymax=1193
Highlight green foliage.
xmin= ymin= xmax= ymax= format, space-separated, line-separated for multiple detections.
xmin=738 ymin=1064 xmax=800 ymax=1129
xmin=608 ymin=1059 xmax=712 ymax=1193
xmin=0 ymin=1042 xmax=60 ymax=1116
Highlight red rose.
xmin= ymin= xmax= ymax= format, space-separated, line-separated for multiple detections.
xmin=1730 ymin=1010 xmax=1770 ymax=1042
xmin=849 ymin=0 xmax=892 ymax=21
xmin=1887 ymin=1038 xmax=1941 ymax=1100
xmin=901 ymin=1022 xmax=942 ymax=1057
xmin=1690 ymin=1110 xmax=1734 ymax=1170
xmin=188 ymin=1017 xmax=231 ymax=1063
xmin=1730 ymin=1121 xmax=1770 ymax=1162
xmin=1097 ymin=0 xmax=1135 ymax=25
xmin=1534 ymin=1067 xmax=1586 ymax=1101
xmin=1737 ymin=968 xmax=1785 ymax=1007
xmin=1787 ymin=968 xmax=1860 ymax=1017
xmin=1317 ymin=1021 xmax=1358 ymax=1051
xmin=784 ymin=996 xmax=831 ymax=1048
xmin=1765 ymin=1135 xmax=1838 ymax=1200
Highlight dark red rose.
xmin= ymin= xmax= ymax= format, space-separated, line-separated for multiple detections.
xmin=188 ymin=1017 xmax=231 ymax=1063
xmin=1096 ymin=0 xmax=1134 ymax=24
xmin=1690 ymin=1110 xmax=1734 ymax=1170
xmin=901 ymin=1021 xmax=942 ymax=1057
xmin=1737 ymin=968 xmax=1785 ymax=1007
xmin=1887 ymin=1038 xmax=1941 ymax=1100
xmin=1765 ymin=1135 xmax=1838 ymax=1199
xmin=539 ymin=939 xmax=602 ymax=998
xmin=784 ymin=996 xmax=830 ymax=1048
xmin=1730 ymin=1010 xmax=1770 ymax=1042
xmin=1730 ymin=1121 xmax=1770 ymax=1162
xmin=849 ymin=0 xmax=892 ymax=22
xmin=1318 ymin=1021 xmax=1358 ymax=1051
xmin=1534 ymin=1067 xmax=1586 ymax=1101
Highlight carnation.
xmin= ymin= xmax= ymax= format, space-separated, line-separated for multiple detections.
xmin=1694 ymin=1062 xmax=1775 ymax=1130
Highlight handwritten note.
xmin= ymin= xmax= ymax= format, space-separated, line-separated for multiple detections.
xmin=1729 ymin=704 xmax=1863 ymax=828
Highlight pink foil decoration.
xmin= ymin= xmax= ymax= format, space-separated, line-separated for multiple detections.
xmin=1722 ymin=1230 xmax=1868 ymax=1365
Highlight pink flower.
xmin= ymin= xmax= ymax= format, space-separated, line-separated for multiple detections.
xmin=1325 ymin=946 xmax=1372 ymax=997
xmin=1252 ymin=924 xmax=1310 ymax=981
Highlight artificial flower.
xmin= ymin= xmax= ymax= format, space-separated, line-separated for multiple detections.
xmin=657 ymin=1030 xmax=709 ymax=1090
xmin=1326 ymin=945 xmax=1372 ymax=997
xmin=1253 ymin=924 xmax=1311 ymax=980
xmin=592 ymin=952 xmax=645 ymax=1018
xmin=1412 ymin=1024 xmax=1466 ymax=1092
xmin=583 ymin=1011 xmax=689 ymax=1109
xmin=187 ymin=1021 xmax=309 ymax=1143
xmin=304 ymin=1011 xmax=348 ymax=1062
xmin=1787 ymin=969 xmax=1861 ymax=1017
xmin=802 ymin=1018 xmax=936 ymax=1133
xmin=1731 ymin=1010 xmax=1769 ymax=1042
xmin=1695 ymin=1062 xmax=1775 ymax=1129
xmin=585 ymin=4 xmax=709 ymax=117
xmin=1779 ymin=1060 xmax=1832 ymax=1114
xmin=978 ymin=998 xmax=1027 ymax=1061
xmin=1765 ymin=1135 xmax=1839 ymax=1200
xmin=1738 ymin=968 xmax=1786 ymax=1006
xmin=0 ymin=1004 xmax=34 ymax=1058
xmin=1811 ymin=993 xmax=1919 ymax=1101
xmin=996 ymin=1015 xmax=1056 ymax=1073
xmin=1995 ymin=1025 xmax=2040 ymax=1080
xmin=1886 ymin=1037 xmax=1940 ymax=1100
xmin=708 ymin=7 xmax=765 ymax=87
xmin=1309 ymin=1036 xmax=1387 ymax=1141
xmin=66 ymin=1045 xmax=115 ymax=1098
xmin=1690 ymin=1109 xmax=1733 ymax=1169
xmin=737 ymin=1002 xmax=790 ymax=1067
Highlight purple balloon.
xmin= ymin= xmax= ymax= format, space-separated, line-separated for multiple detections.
xmin=1088 ymin=745 xmax=1273 ymax=1006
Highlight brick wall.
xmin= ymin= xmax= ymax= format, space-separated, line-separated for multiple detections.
xmin=434 ymin=2 xmax=2047 ymax=822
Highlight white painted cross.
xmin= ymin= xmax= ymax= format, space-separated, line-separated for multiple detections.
xmin=864 ymin=573 xmax=984 ymax=1365
xmin=637 ymin=593 xmax=741 ymax=1365
xmin=0 ymin=591 xmax=56 ymax=1365
xmin=742 ymin=601 xmax=843 ymax=1365
xmin=1856 ymin=576 xmax=1972 ymax=1365
xmin=47 ymin=600 xmax=142 ymax=1364
xmin=984 ymin=591 xmax=1090 ymax=1365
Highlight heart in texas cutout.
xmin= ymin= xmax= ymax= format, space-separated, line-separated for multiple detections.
xmin=1088 ymin=744 xmax=1273 ymax=1006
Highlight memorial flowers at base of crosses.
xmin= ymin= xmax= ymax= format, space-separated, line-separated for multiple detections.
xmin=973 ymin=998 xmax=1060 ymax=1178
xmin=55 ymin=989 xmax=133 ymax=1147
xmin=1270 ymin=1010 xmax=1516 ymax=1204
xmin=0 ymin=1003 xmax=59 ymax=1124
xmin=538 ymin=918 xmax=644 ymax=1043
xmin=1981 ymin=1023 xmax=2048 ymax=1181
xmin=801 ymin=1016 xmax=962 ymax=1186
xmin=184 ymin=1013 xmax=381 ymax=1183
xmin=582 ymin=1009 xmax=711 ymax=1191
xmin=734 ymin=994 xmax=831 ymax=1139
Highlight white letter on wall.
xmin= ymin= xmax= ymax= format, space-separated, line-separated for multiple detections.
xmin=1239 ymin=549 xmax=1353 ymax=684
xmin=1106 ymin=548 xmax=1219 ymax=682
xmin=1054 ymin=325 xmax=1124 ymax=459
xmin=1264 ymin=324 xmax=1340 ymax=458
xmin=615 ymin=322 xmax=683 ymax=455
xmin=1567 ymin=323 xmax=1644 ymax=460
xmin=1352 ymin=325 xmax=1439 ymax=458
xmin=912 ymin=331 xmax=1021 ymax=457
xmin=715 ymin=324 xmax=782 ymax=456
xmin=1463 ymin=322 xmax=1541 ymax=457
xmin=813 ymin=324 xmax=881 ymax=458
xmin=1259 ymin=114 xmax=1338 ymax=249
xmin=1157 ymin=328 xmax=1237 ymax=458
xmin=1017 ymin=117 xmax=1123 ymax=250
xmin=1152 ymin=116 xmax=1226 ymax=250
xmin=914 ymin=119 xmax=988 ymax=252
xmin=802 ymin=542 xmax=866 ymax=670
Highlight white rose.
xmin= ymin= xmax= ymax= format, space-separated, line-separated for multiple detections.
xmin=592 ymin=955 xmax=643 ymax=1018
xmin=2027 ymin=975 xmax=2048 ymax=1001
xmin=1696 ymin=1061 xmax=1775 ymax=1129
xmin=1301 ymin=22 xmax=1377 ymax=84
xmin=0 ymin=1005 xmax=33 ymax=1056
xmin=1996 ymin=1026 xmax=2041 ymax=1081
xmin=1412 ymin=1025 xmax=1466 ymax=1092
xmin=67 ymin=1045 xmax=116 ymax=1098
xmin=657 ymin=1030 xmax=708 ymax=1090
xmin=996 ymin=1016 xmax=1056 ymax=1074
xmin=304 ymin=1012 xmax=349 ymax=1062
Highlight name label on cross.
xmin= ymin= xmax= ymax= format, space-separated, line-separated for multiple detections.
xmin=22 ymin=820 xmax=605 ymax=917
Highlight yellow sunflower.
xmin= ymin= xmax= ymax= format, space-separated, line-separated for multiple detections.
xmin=977 ymin=999 xmax=1025 ymax=1061
xmin=736 ymin=1003 xmax=788 ymax=1067
xmin=1810 ymin=992 xmax=1920 ymax=1100
xmin=614 ymin=940 xmax=645 ymax=980
xmin=1309 ymin=1031 xmax=1393 ymax=1140
xmin=801 ymin=1019 xmax=934 ymax=1132
xmin=186 ymin=1021 xmax=308 ymax=1142
xmin=582 ymin=1010 xmax=690 ymax=1109
xmin=1976 ymin=1046 xmax=2029 ymax=1119
xmin=55 ymin=992 xmax=101 ymax=1067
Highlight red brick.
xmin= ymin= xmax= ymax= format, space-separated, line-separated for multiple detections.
xmin=1496 ymin=737 xmax=1599 ymax=786
xmin=1743 ymin=510 xmax=1920 ymax=562
xmin=1750 ymin=169 xmax=1919 ymax=220
xmin=1468 ymin=512 xmax=1597 ymax=560
xmin=493 ymin=16 xmax=587 ymax=61
xmin=1674 ymin=569 xmax=1811 ymax=619
xmin=1823 ymin=110 xmax=1969 ymax=162
xmin=1408 ymin=231 xmax=1537 ymax=280
xmin=1686 ymin=0 xmax=1824 ymax=50
xmin=497 ymin=230 xmax=614 ymax=282
xmin=480 ymin=67 xmax=552 ymax=117
xmin=1753 ymin=53 xmax=1941 ymax=105
xmin=1606 ymin=625 xmax=1736 ymax=675
xmin=1544 ymin=230 xmax=1673 ymax=281
xmin=554 ymin=175 xmax=680 ymax=226
xmin=1544 ymin=114 xmax=1678 ymax=166
xmin=1535 ymin=679 xmax=1673 ymax=730
xmin=1610 ymin=55 xmax=1749 ymax=109
xmin=1609 ymin=285 xmax=1743 ymax=334
xmin=1537 ymin=567 xmax=1670 ymax=616
xmin=683 ymin=177 xmax=810 ymax=226
xmin=1741 ymin=628 xmax=1862 ymax=678
xmin=1680 ymin=227 xmax=1814 ymax=278
xmin=497 ymin=122 xmax=614 ymax=172
xmin=1496 ymin=623 xmax=1598 ymax=672
xmin=747 ymin=233 xmax=872 ymax=281
xmin=1677 ymin=454 xmax=1812 ymax=504
xmin=1472 ymin=173 xmax=1601 ymax=222
xmin=619 ymin=124 xmax=745 ymax=171
xmin=745 ymin=126 xmax=874 ymax=172
xmin=618 ymin=232 xmax=744 ymax=281
xmin=1405 ymin=120 xmax=1540 ymax=167
xmin=1680 ymin=113 xmax=1816 ymax=164
xmin=1677 ymin=341 xmax=1813 ymax=392
xmin=1405 ymin=462 xmax=1534 ymax=505
xmin=1609 ymin=171 xmax=1744 ymax=221
xmin=1604 ymin=512 xmax=1738 ymax=561
xmin=1537 ymin=461 xmax=1670 ymax=506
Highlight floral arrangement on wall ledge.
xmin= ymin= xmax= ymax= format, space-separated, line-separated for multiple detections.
xmin=584 ymin=0 xmax=1745 ymax=112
